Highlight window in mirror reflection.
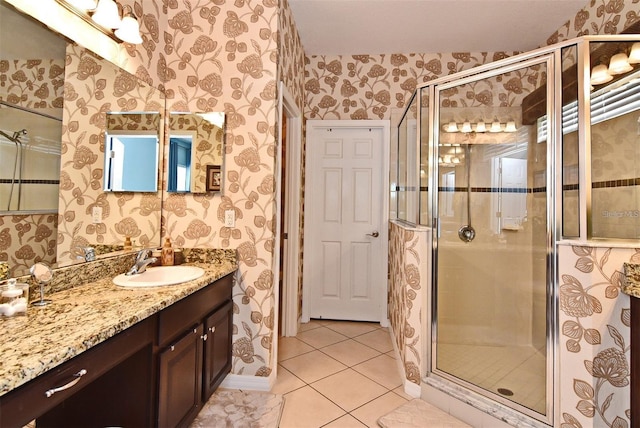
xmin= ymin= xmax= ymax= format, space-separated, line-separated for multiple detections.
xmin=104 ymin=132 xmax=159 ymax=192
xmin=168 ymin=135 xmax=193 ymax=192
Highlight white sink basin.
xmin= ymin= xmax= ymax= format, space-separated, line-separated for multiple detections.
xmin=113 ymin=266 xmax=205 ymax=288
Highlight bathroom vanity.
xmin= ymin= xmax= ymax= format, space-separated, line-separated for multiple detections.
xmin=0 ymin=257 xmax=236 ymax=428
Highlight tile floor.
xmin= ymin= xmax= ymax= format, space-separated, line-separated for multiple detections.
xmin=273 ymin=319 xmax=466 ymax=427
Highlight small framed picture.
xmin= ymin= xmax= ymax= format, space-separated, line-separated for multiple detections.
xmin=206 ymin=165 xmax=221 ymax=192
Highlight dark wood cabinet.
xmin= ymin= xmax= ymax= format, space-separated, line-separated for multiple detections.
xmin=203 ymin=301 xmax=233 ymax=400
xmin=0 ymin=272 xmax=234 ymax=428
xmin=158 ymin=325 xmax=205 ymax=428
xmin=157 ymin=274 xmax=233 ymax=427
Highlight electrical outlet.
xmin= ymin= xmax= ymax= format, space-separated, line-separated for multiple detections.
xmin=224 ymin=210 xmax=235 ymax=228
xmin=92 ymin=206 xmax=102 ymax=224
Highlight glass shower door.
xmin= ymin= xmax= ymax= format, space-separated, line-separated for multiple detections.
xmin=433 ymin=57 xmax=551 ymax=419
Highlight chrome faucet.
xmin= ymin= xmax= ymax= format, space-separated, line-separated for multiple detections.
xmin=125 ymin=249 xmax=157 ymax=276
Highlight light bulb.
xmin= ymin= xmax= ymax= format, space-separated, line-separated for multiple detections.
xmin=608 ymin=53 xmax=633 ymax=75
xmin=590 ymin=64 xmax=613 ymax=85
xmin=445 ymin=121 xmax=458 ymax=133
xmin=115 ymin=14 xmax=143 ymax=44
xmin=505 ymin=121 xmax=517 ymax=132
xmin=461 ymin=121 xmax=472 ymax=133
xmin=629 ymin=43 xmax=640 ymax=64
xmin=92 ymin=0 xmax=121 ymax=29
xmin=475 ymin=121 xmax=486 ymax=133
xmin=489 ymin=120 xmax=502 ymax=133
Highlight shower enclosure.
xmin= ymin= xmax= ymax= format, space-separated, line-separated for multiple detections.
xmin=0 ymin=102 xmax=61 ymax=212
xmin=393 ymin=35 xmax=640 ymax=425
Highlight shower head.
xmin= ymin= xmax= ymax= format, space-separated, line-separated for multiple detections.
xmin=12 ymin=129 xmax=27 ymax=140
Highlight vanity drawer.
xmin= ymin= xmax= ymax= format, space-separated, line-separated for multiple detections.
xmin=0 ymin=316 xmax=155 ymax=427
xmin=158 ymin=273 xmax=232 ymax=347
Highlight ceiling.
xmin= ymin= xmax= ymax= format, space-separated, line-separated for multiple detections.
xmin=288 ymin=0 xmax=588 ymax=55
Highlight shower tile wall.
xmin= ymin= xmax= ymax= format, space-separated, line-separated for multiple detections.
xmin=563 ymin=112 xmax=640 ymax=240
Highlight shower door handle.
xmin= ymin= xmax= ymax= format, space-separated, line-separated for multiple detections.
xmin=367 ymin=231 xmax=379 ymax=238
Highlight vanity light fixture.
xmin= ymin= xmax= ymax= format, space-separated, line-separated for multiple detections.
xmin=442 ymin=119 xmax=516 ymax=133
xmin=608 ymin=52 xmax=634 ymax=75
xmin=91 ymin=0 xmax=121 ymax=29
xmin=489 ymin=119 xmax=503 ymax=133
xmin=56 ymin=0 xmax=143 ymax=44
xmin=115 ymin=9 xmax=143 ymax=44
xmin=504 ymin=121 xmax=517 ymax=133
xmin=445 ymin=121 xmax=459 ymax=133
xmin=590 ymin=63 xmax=613 ymax=85
xmin=629 ymin=43 xmax=640 ymax=64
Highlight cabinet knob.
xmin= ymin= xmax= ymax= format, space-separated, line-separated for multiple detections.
xmin=170 ymin=345 xmax=175 ymax=351
xmin=201 ymin=333 xmax=208 ymax=341
xmin=209 ymin=326 xmax=216 ymax=333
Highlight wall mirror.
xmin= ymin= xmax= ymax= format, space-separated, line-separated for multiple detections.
xmin=168 ymin=112 xmax=225 ymax=193
xmin=0 ymin=1 xmax=164 ymax=276
xmin=103 ymin=112 xmax=161 ymax=192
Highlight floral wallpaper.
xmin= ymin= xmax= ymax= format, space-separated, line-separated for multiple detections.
xmin=0 ymin=59 xmax=65 ymax=109
xmin=558 ymin=244 xmax=634 ymax=428
xmin=58 ymin=44 xmax=163 ymax=261
xmin=388 ymin=221 xmax=429 ymax=387
xmin=0 ymin=214 xmax=58 ymax=277
xmin=36 ymin=0 xmax=305 ymax=379
xmin=545 ymin=0 xmax=640 ymax=45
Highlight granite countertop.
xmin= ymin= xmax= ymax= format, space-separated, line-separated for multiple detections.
xmin=0 ymin=256 xmax=237 ymax=397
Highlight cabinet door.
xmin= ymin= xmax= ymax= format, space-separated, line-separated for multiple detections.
xmin=158 ymin=324 xmax=204 ymax=428
xmin=203 ymin=301 xmax=233 ymax=401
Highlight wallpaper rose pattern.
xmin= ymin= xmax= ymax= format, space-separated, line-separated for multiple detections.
xmin=9 ymin=0 xmax=640 ymax=399
xmin=388 ymin=222 xmax=429 ymax=387
xmin=558 ymin=245 xmax=634 ymax=428
xmin=0 ymin=59 xmax=64 ymax=274
xmin=57 ymin=0 xmax=304 ymax=378
xmin=59 ymin=44 xmax=163 ymax=261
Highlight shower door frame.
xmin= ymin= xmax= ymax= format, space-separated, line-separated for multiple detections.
xmin=425 ymin=53 xmax=558 ymax=425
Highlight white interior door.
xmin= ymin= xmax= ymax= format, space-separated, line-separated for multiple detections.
xmin=303 ymin=120 xmax=389 ymax=322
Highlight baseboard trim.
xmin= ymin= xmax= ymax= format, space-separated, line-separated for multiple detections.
xmin=404 ymin=380 xmax=421 ymax=398
xmin=219 ymin=373 xmax=275 ymax=391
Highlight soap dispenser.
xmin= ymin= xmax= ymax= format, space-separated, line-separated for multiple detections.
xmin=161 ymin=237 xmax=174 ymax=266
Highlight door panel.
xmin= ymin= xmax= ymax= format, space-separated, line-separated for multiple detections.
xmin=305 ymin=123 xmax=387 ymax=322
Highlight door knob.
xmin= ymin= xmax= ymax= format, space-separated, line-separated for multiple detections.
xmin=367 ymin=231 xmax=379 ymax=238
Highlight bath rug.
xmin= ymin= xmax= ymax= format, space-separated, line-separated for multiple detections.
xmin=189 ymin=388 xmax=284 ymax=428
xmin=377 ymin=398 xmax=471 ymax=428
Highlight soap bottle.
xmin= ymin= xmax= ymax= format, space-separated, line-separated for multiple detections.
xmin=123 ymin=236 xmax=132 ymax=250
xmin=161 ymin=237 xmax=174 ymax=266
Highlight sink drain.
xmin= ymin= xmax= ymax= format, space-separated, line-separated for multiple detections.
xmin=497 ymin=388 xmax=514 ymax=396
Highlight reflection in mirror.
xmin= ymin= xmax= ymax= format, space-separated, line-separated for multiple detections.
xmin=0 ymin=1 xmax=66 ymax=277
xmin=168 ymin=112 xmax=225 ymax=193
xmin=103 ymin=112 xmax=161 ymax=192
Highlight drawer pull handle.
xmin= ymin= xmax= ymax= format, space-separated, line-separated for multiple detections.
xmin=45 ymin=369 xmax=87 ymax=398
xmin=209 ymin=326 xmax=216 ymax=333
xmin=201 ymin=333 xmax=208 ymax=341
